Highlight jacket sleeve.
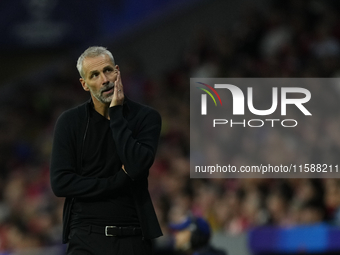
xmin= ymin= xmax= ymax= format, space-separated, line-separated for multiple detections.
xmin=109 ymin=105 xmax=161 ymax=180
xmin=50 ymin=111 xmax=129 ymax=198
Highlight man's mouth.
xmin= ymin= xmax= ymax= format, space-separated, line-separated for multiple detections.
xmin=102 ymin=86 xmax=114 ymax=94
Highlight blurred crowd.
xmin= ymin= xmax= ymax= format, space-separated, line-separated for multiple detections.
xmin=1 ymin=0 xmax=340 ymax=253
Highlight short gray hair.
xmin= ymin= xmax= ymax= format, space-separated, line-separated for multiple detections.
xmin=76 ymin=46 xmax=115 ymax=78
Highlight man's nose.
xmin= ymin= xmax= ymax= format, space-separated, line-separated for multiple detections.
xmin=100 ymin=73 xmax=109 ymax=85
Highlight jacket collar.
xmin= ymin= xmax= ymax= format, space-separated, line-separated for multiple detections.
xmin=86 ymin=96 xmax=131 ymax=120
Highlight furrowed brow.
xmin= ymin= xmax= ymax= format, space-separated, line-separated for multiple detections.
xmin=103 ymin=66 xmax=114 ymax=71
xmin=89 ymin=70 xmax=99 ymax=77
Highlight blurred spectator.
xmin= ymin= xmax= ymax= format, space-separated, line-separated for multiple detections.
xmin=299 ymin=199 xmax=326 ymax=225
xmin=169 ymin=215 xmax=227 ymax=255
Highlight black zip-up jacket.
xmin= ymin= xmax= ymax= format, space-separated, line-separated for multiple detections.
xmin=50 ymin=97 xmax=163 ymax=243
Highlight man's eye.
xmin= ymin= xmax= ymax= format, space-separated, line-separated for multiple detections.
xmin=105 ymin=69 xmax=113 ymax=73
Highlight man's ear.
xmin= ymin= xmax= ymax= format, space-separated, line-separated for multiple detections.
xmin=115 ymin=65 xmax=119 ymax=71
xmin=80 ymin=78 xmax=90 ymax=91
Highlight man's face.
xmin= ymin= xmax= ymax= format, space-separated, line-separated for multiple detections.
xmin=80 ymin=54 xmax=119 ymax=104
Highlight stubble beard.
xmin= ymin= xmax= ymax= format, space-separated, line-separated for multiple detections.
xmin=89 ymin=82 xmax=114 ymax=104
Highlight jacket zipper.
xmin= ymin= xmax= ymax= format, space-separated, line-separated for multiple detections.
xmin=80 ymin=113 xmax=90 ymax=175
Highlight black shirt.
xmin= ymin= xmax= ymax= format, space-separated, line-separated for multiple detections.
xmin=51 ymin=97 xmax=163 ymax=242
xmin=71 ymin=106 xmax=139 ymax=228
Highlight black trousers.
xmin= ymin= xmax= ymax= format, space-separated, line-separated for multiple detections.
xmin=66 ymin=227 xmax=153 ymax=255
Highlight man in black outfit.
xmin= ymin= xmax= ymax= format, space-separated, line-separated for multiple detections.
xmin=50 ymin=46 xmax=162 ymax=254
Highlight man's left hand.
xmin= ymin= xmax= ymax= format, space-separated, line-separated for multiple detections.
xmin=110 ymin=71 xmax=124 ymax=107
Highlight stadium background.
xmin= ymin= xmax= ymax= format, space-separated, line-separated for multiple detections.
xmin=1 ymin=0 xmax=340 ymax=254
